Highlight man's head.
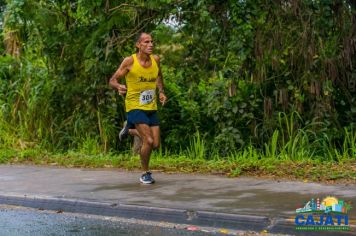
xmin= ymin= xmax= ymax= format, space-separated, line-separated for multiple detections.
xmin=135 ymin=32 xmax=154 ymax=55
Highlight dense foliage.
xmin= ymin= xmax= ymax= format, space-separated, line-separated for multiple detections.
xmin=1 ymin=0 xmax=355 ymax=160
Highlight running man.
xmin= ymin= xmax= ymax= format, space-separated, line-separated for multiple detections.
xmin=109 ymin=32 xmax=167 ymax=184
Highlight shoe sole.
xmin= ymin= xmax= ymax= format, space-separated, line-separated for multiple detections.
xmin=139 ymin=177 xmax=155 ymax=184
xmin=119 ymin=122 xmax=128 ymax=141
xmin=119 ymin=129 xmax=128 ymax=141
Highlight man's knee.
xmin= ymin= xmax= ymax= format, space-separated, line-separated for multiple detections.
xmin=143 ymin=136 xmax=154 ymax=146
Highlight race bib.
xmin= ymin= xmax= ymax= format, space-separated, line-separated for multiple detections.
xmin=139 ymin=89 xmax=155 ymax=105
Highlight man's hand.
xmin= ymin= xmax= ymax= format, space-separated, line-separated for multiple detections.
xmin=159 ymin=92 xmax=167 ymax=106
xmin=109 ymin=56 xmax=132 ymax=95
xmin=117 ymin=84 xmax=127 ymax=96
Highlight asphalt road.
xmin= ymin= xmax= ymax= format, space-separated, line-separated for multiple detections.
xmin=0 ymin=165 xmax=355 ymax=235
xmin=0 ymin=205 xmax=243 ymax=236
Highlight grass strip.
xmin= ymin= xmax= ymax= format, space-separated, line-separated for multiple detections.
xmin=0 ymin=147 xmax=355 ymax=184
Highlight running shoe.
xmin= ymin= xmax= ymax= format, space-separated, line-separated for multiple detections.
xmin=119 ymin=120 xmax=129 ymax=141
xmin=140 ymin=171 xmax=155 ymax=184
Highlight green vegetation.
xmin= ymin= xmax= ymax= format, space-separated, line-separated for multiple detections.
xmin=0 ymin=146 xmax=355 ymax=183
xmin=0 ymin=1 xmax=355 ymax=182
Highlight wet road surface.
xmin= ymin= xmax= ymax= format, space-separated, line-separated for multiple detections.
xmin=0 ymin=205 xmax=260 ymax=236
xmin=0 ymin=165 xmax=355 ymax=235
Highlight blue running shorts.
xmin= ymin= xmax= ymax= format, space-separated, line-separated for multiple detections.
xmin=127 ymin=110 xmax=159 ymax=128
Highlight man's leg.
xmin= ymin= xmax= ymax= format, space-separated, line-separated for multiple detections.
xmin=119 ymin=121 xmax=141 ymax=141
xmin=135 ymin=123 xmax=153 ymax=172
xmin=151 ymin=126 xmax=160 ymax=150
xmin=129 ymin=129 xmax=141 ymax=138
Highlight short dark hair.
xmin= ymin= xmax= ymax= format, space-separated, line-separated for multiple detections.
xmin=135 ymin=32 xmax=151 ymax=43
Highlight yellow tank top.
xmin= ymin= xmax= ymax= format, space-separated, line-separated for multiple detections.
xmin=125 ymin=54 xmax=159 ymax=112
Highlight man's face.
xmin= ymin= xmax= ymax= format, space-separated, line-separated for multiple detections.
xmin=137 ymin=34 xmax=154 ymax=55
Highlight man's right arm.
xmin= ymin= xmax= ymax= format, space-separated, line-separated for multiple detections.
xmin=109 ymin=56 xmax=133 ymax=96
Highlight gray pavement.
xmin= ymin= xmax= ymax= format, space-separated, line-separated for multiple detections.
xmin=0 ymin=205 xmax=228 ymax=236
xmin=0 ymin=165 xmax=355 ymax=235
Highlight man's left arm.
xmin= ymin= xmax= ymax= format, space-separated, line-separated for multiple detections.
xmin=154 ymin=55 xmax=167 ymax=106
